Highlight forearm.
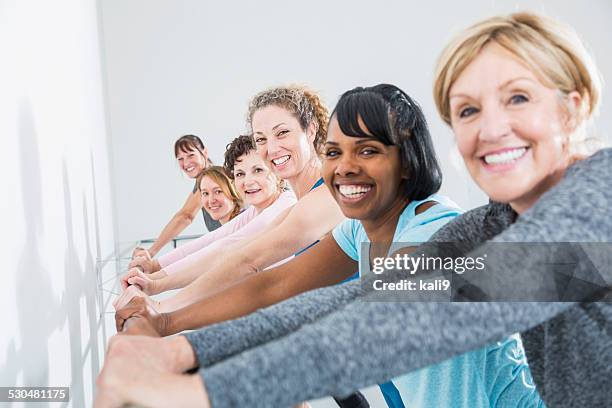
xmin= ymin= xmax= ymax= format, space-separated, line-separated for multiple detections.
xmin=160 ymin=238 xmax=249 ymax=291
xmin=158 ymin=209 xmax=256 ymax=268
xmin=149 ymin=214 xmax=192 ymax=256
xmin=167 ymin=335 xmax=198 ymax=372
xmin=200 ymin=301 xmax=572 ymax=408
xmin=182 ymin=281 xmax=362 ymax=366
xmin=158 ymin=235 xmax=213 ymax=268
xmin=164 ymin=242 xmax=351 ymax=334
xmin=163 ymin=270 xmax=278 ymax=334
xmin=159 ymin=252 xmax=252 ymax=312
xmin=148 ymin=269 xmax=166 ymax=281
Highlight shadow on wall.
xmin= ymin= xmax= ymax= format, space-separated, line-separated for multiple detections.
xmin=0 ymin=99 xmax=104 ymax=407
xmin=0 ymin=99 xmax=58 ymax=407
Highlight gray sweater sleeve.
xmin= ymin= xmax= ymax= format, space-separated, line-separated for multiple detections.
xmin=184 ymin=280 xmax=362 ymax=367
xmin=202 ymin=302 xmax=568 ymax=407
xmin=198 ymin=148 xmax=612 ymax=407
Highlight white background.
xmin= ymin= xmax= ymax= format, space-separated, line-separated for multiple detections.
xmin=100 ymin=0 xmax=611 ymax=245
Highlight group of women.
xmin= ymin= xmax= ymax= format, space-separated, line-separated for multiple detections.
xmin=95 ymin=12 xmax=611 ymax=408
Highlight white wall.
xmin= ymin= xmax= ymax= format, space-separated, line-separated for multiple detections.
xmin=0 ymin=0 xmax=117 ymax=406
xmin=100 ymin=0 xmax=611 ymax=247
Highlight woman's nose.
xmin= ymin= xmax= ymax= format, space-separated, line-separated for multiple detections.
xmin=478 ymin=103 xmax=512 ymax=143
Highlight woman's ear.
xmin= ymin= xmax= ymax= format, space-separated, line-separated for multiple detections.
xmin=563 ymin=91 xmax=583 ymax=133
xmin=201 ymin=147 xmax=210 ymax=161
xmin=307 ymin=121 xmax=318 ymax=145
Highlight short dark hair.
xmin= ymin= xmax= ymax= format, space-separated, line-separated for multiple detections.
xmin=223 ymin=135 xmax=257 ymax=179
xmin=330 ymin=84 xmax=442 ymax=201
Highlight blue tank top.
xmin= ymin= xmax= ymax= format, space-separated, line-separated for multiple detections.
xmin=294 ymin=178 xmax=325 ymax=256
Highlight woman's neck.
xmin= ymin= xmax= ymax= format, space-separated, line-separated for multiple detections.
xmin=510 ymin=162 xmax=568 ymax=215
xmin=362 ymin=195 xmax=410 ymax=257
xmin=252 ymin=189 xmax=282 ymax=214
xmin=218 ymin=209 xmax=234 ymax=225
xmin=287 ymin=158 xmax=322 ymax=199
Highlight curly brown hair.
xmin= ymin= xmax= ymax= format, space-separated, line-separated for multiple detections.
xmin=223 ymin=135 xmax=257 ymax=178
xmin=247 ymin=85 xmax=329 ymax=154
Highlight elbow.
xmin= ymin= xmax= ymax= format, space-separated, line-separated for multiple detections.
xmin=244 ymin=261 xmax=260 ymax=278
xmin=240 ymin=251 xmax=262 ymax=277
xmin=178 ymin=211 xmax=196 ymax=224
xmin=225 ymin=251 xmax=260 ymax=280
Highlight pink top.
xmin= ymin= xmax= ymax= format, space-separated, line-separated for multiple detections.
xmin=159 ymin=190 xmax=297 ymax=274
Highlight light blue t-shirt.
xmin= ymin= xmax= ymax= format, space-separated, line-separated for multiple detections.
xmin=333 ymin=194 xmax=462 ymax=272
xmin=332 ymin=194 xmax=544 ymax=408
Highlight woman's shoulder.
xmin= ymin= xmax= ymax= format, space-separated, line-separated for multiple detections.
xmin=531 ymin=147 xmax=612 ymax=215
xmin=407 ymin=193 xmax=463 ymax=221
xmin=427 ymin=202 xmax=508 ymax=243
xmin=566 ymin=147 xmax=612 ymax=183
xmin=279 ymin=189 xmax=298 ymax=204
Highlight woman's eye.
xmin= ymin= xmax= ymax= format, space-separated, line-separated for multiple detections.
xmin=459 ymin=106 xmax=478 ymax=118
xmin=509 ymin=94 xmax=528 ymax=105
xmin=254 ymin=167 xmax=263 ymax=173
xmin=361 ymin=148 xmax=377 ymax=156
xmin=255 ymin=137 xmax=266 ymax=144
xmin=277 ymin=129 xmax=289 ymax=137
xmin=235 ymin=172 xmax=244 ymax=178
xmin=324 ymin=150 xmax=339 ymax=158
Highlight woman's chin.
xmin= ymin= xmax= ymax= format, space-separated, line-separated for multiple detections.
xmin=482 ymin=188 xmax=525 ymax=205
xmin=244 ymin=192 xmax=272 ymax=207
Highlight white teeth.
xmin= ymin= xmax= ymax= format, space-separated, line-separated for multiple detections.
xmin=338 ymin=185 xmax=372 ymax=198
xmin=484 ymin=148 xmax=527 ymax=165
xmin=186 ymin=166 xmax=195 ymax=172
xmin=272 ymin=155 xmax=290 ymax=165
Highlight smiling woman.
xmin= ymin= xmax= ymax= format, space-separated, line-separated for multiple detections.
xmin=196 ymin=166 xmax=242 ymax=225
xmin=434 ymin=12 xmax=601 ymax=215
xmin=131 ymin=135 xmax=221 ymax=259
xmin=447 ymin=44 xmax=587 ymax=212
